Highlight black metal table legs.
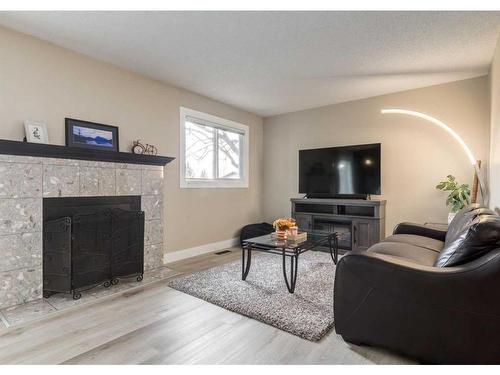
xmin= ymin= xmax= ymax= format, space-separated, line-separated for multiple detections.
xmin=282 ymin=249 xmax=299 ymax=293
xmin=329 ymin=236 xmax=338 ymax=264
xmin=242 ymin=233 xmax=337 ymax=293
xmin=242 ymin=244 xmax=252 ymax=280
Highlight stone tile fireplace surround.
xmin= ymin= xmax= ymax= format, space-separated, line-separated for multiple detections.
xmin=0 ymin=153 xmax=166 ymax=310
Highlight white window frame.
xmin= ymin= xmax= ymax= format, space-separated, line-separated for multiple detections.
xmin=180 ymin=107 xmax=249 ymax=188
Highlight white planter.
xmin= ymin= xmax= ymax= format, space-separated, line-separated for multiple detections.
xmin=448 ymin=212 xmax=457 ymax=224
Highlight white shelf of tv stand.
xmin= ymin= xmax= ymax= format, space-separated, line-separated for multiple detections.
xmin=290 ymin=198 xmax=386 ymax=252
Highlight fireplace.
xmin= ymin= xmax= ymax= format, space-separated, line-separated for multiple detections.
xmin=312 ymin=218 xmax=352 ymax=250
xmin=43 ymin=196 xmax=145 ymax=300
xmin=0 ymin=147 xmax=170 ymax=310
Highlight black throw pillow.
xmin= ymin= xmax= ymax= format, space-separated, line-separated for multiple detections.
xmin=445 ymin=207 xmax=497 ymax=247
xmin=435 ymin=215 xmax=500 ymax=267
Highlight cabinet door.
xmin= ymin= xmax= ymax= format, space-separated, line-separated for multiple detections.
xmin=352 ymin=219 xmax=373 ymax=251
xmin=294 ymin=214 xmax=312 ymax=231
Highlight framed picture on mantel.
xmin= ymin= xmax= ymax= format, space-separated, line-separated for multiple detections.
xmin=65 ymin=118 xmax=119 ymax=152
xmin=24 ymin=120 xmax=50 ymax=144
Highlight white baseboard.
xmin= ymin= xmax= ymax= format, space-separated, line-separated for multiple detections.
xmin=164 ymin=237 xmax=239 ymax=264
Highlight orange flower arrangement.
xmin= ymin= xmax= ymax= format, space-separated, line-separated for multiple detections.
xmin=272 ymin=218 xmax=296 ymax=231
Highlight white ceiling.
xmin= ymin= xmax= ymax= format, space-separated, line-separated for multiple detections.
xmin=1 ymin=11 xmax=500 ymax=116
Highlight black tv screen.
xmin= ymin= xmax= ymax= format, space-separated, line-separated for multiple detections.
xmin=299 ymin=143 xmax=381 ymax=197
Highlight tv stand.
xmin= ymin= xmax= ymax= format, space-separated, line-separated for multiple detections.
xmin=291 ymin=198 xmax=385 ymax=252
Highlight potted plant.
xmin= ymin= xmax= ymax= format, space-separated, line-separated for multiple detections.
xmin=272 ymin=218 xmax=297 ymax=239
xmin=436 ymin=175 xmax=471 ymax=223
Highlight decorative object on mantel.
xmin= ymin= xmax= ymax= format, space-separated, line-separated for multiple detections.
xmin=272 ymin=217 xmax=297 ymax=239
xmin=65 ymin=118 xmax=119 ymax=152
xmin=132 ymin=140 xmax=158 ymax=155
xmin=24 ymin=120 xmax=49 ymax=144
xmin=436 ymin=175 xmax=471 ymax=223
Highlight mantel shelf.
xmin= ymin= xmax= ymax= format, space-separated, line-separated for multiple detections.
xmin=0 ymin=139 xmax=175 ymax=166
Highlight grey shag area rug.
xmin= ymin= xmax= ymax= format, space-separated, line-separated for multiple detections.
xmin=168 ymin=250 xmax=336 ymax=341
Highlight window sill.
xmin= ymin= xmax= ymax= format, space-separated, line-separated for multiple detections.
xmin=180 ymin=179 xmax=248 ymax=189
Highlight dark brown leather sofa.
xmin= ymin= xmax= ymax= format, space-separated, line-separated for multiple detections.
xmin=334 ymin=204 xmax=500 ymax=364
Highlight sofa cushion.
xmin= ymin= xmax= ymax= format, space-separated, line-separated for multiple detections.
xmin=368 ymin=241 xmax=439 ymax=266
xmin=383 ymin=234 xmax=444 ymax=253
xmin=435 ymin=215 xmax=500 ymax=267
xmin=445 ymin=206 xmax=496 ymax=247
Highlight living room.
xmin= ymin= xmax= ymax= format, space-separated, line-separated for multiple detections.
xmin=1 ymin=1 xmax=500 ymax=368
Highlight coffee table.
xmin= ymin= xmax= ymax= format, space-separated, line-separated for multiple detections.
xmin=241 ymin=231 xmax=338 ymax=293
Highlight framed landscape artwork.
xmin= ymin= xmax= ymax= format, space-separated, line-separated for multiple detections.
xmin=65 ymin=118 xmax=119 ymax=152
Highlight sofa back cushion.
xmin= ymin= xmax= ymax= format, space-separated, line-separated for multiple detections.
xmin=435 ymin=215 xmax=500 ymax=267
xmin=445 ymin=205 xmax=496 ymax=247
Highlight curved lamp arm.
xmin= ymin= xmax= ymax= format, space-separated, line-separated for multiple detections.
xmin=381 ymin=109 xmax=486 ymax=204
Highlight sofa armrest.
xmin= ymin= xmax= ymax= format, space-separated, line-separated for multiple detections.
xmin=393 ymin=222 xmax=447 ymax=242
xmin=334 ymin=250 xmax=500 ymax=363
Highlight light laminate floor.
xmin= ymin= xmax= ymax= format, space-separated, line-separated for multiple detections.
xmin=0 ymin=266 xmax=182 ymax=328
xmin=0 ymin=248 xmax=415 ymax=365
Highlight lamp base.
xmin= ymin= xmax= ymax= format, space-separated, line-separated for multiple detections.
xmin=471 ymin=160 xmax=481 ymax=204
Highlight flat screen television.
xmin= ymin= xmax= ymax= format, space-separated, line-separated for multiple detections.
xmin=299 ymin=143 xmax=381 ymax=198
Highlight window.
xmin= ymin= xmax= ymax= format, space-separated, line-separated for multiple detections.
xmin=180 ymin=107 xmax=249 ymax=188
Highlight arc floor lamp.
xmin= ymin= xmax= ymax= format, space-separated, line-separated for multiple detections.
xmin=381 ymin=109 xmax=486 ymax=204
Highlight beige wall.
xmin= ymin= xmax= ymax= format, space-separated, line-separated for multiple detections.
xmin=0 ymin=24 xmax=493 ymax=254
xmin=0 ymin=26 xmax=264 ymax=254
xmin=263 ymin=77 xmax=490 ymax=234
xmin=490 ymin=36 xmax=500 ymax=211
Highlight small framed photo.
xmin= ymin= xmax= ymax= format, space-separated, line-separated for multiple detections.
xmin=65 ymin=118 xmax=119 ymax=152
xmin=24 ymin=121 xmax=49 ymax=144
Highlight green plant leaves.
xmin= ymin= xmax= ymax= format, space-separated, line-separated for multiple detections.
xmin=436 ymin=175 xmax=470 ymax=213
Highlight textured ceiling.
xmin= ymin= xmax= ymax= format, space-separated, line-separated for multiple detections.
xmin=1 ymin=11 xmax=499 ymax=116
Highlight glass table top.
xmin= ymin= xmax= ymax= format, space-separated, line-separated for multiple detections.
xmin=243 ymin=231 xmax=335 ymax=249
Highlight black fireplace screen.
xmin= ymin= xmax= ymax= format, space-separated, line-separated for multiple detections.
xmin=43 ymin=196 xmax=144 ymax=300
